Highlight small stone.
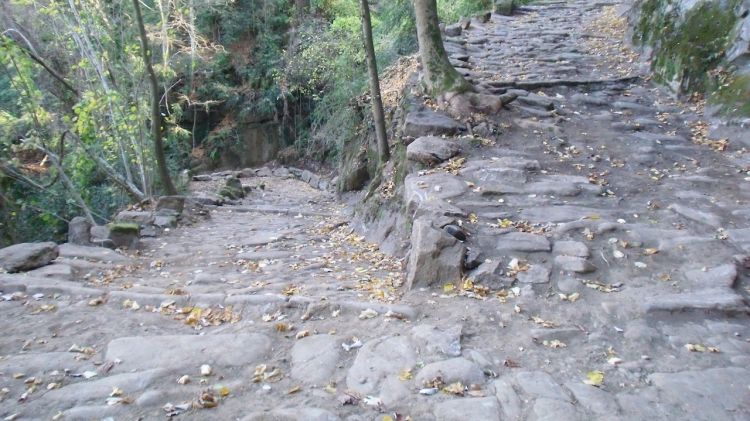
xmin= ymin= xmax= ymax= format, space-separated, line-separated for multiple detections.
xmin=200 ymin=365 xmax=212 ymax=376
xmin=433 ymin=397 xmax=500 ymax=421
xmin=516 ymin=265 xmax=551 ymax=284
xmin=414 ymin=358 xmax=484 ymax=387
xmin=554 ymin=255 xmax=596 ymax=273
xmin=553 ymin=241 xmax=589 ymax=257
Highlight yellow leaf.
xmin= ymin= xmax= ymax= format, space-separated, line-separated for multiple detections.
xmin=443 ymin=283 xmax=455 ymax=293
xmin=287 ymin=385 xmax=301 ymax=394
xmin=398 ymin=369 xmax=413 ymax=381
xmin=185 ymin=307 xmax=202 ymax=326
xmin=468 ymin=213 xmax=478 ymax=224
xmin=584 ymin=371 xmax=604 ymax=386
xmin=442 ymin=382 xmax=465 ymax=396
xmin=542 ymin=339 xmax=566 ymax=349
xmin=216 ymin=385 xmax=230 ymax=397
xmin=498 ymin=218 xmax=514 ymax=228
xmin=685 ymin=343 xmax=706 ymax=352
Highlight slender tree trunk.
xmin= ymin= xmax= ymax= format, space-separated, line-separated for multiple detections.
xmin=412 ymin=0 xmax=472 ymax=95
xmin=360 ymin=0 xmax=389 ymax=163
xmin=73 ymin=135 xmax=147 ymax=201
xmin=42 ymin=148 xmax=96 ymax=224
xmin=132 ymin=0 xmax=177 ymax=196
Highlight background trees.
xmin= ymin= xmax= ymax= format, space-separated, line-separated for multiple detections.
xmin=0 ymin=0 xmax=491 ymax=245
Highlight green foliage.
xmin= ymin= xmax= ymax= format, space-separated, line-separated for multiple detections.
xmin=437 ymin=0 xmax=493 ymax=23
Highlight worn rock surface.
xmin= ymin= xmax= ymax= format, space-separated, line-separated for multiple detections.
xmin=2 ymin=2 xmax=750 ymax=420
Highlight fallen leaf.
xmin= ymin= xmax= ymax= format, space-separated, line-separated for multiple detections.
xmin=287 ymin=385 xmax=301 ymax=394
xmin=442 ymin=382 xmax=465 ymax=396
xmin=559 ymin=292 xmax=580 ymax=302
xmin=398 ymin=369 xmax=413 ymax=381
xmin=197 ymin=389 xmax=218 ymax=408
xmin=531 ymin=316 xmax=559 ymax=328
xmin=88 ymin=297 xmax=106 ymax=306
xmin=643 ymin=248 xmax=659 ymax=255
xmin=542 ymin=340 xmax=567 ymax=349
xmin=295 ymin=330 xmax=310 ymax=339
xmin=275 ymin=322 xmax=293 ymax=332
xmin=358 ymin=308 xmax=378 ymax=319
xmin=583 ymin=370 xmax=604 ymax=387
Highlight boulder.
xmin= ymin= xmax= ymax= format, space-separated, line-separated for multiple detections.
xmin=469 ymin=260 xmax=504 ymax=285
xmin=445 ymin=23 xmax=462 ymax=36
xmin=495 ymin=0 xmax=515 ymax=16
xmin=115 ymin=210 xmax=154 ymax=226
xmin=407 ymin=136 xmax=462 ymax=166
xmin=108 ymin=223 xmax=139 ymax=249
xmin=443 ymin=92 xmax=517 ymax=116
xmin=0 ymin=242 xmax=59 ymax=273
xmin=403 ymin=109 xmax=465 ymax=138
xmin=414 ymin=357 xmax=485 ymax=387
xmin=219 ymin=178 xmax=245 ymax=200
xmin=411 ymin=324 xmax=463 ymax=358
xmin=554 ymin=255 xmax=596 ymax=273
xmin=68 ymin=216 xmax=92 ymax=245
xmin=406 ymin=218 xmax=466 ymax=289
xmin=156 ymin=196 xmax=185 ymax=215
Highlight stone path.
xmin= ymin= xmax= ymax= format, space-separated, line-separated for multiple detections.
xmin=2 ymin=1 xmax=750 ymax=420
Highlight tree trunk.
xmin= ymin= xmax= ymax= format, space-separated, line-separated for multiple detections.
xmin=412 ymin=0 xmax=472 ymax=95
xmin=132 ymin=0 xmax=177 ymax=196
xmin=360 ymin=0 xmax=389 ymax=163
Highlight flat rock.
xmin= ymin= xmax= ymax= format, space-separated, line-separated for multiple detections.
xmin=38 ymin=369 xmax=165 ymax=410
xmin=407 ymin=136 xmax=462 ymax=165
xmin=411 ymin=324 xmax=463 ymax=357
xmin=643 ymin=288 xmax=748 ymax=314
xmin=291 ymin=335 xmax=341 ymax=385
xmin=58 ymin=244 xmax=131 ymax=263
xmin=0 ymin=242 xmax=58 ymax=273
xmin=564 ymin=381 xmax=619 ymax=415
xmin=684 ymin=264 xmax=737 ymax=288
xmin=648 ymin=367 xmax=750 ymax=419
xmin=554 ymin=255 xmax=596 ymax=273
xmin=520 ymin=206 xmax=608 ymax=223
xmin=515 ymin=371 xmax=570 ymax=401
xmin=434 ymin=397 xmax=501 ymax=421
xmin=242 ymin=408 xmax=340 ymax=421
xmin=553 ymin=241 xmax=590 ymax=257
xmin=414 ymin=357 xmax=485 ymax=387
xmin=403 ymin=109 xmax=465 ymax=138
xmin=496 ymin=232 xmax=551 ymax=252
xmin=494 ymin=378 xmax=522 ymax=420
xmin=105 ymin=334 xmax=271 ymax=372
xmin=533 ymin=398 xmax=580 ymax=421
xmin=668 ymin=203 xmax=723 ymax=228
xmin=345 ymin=335 xmax=416 ymax=397
xmin=25 ymin=263 xmax=74 ymax=280
xmin=517 ymin=265 xmax=551 ymax=284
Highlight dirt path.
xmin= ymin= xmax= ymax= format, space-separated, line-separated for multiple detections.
xmin=2 ymin=1 xmax=750 ymax=420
